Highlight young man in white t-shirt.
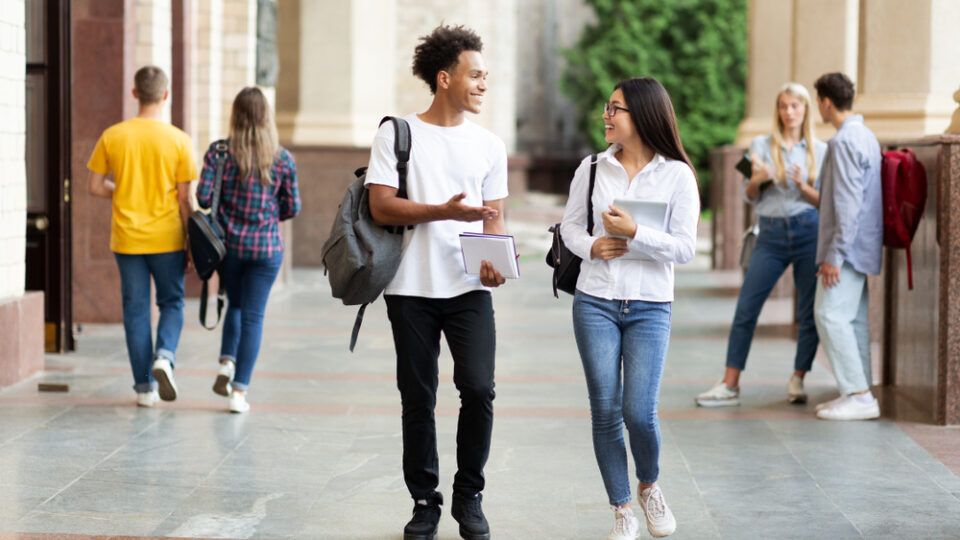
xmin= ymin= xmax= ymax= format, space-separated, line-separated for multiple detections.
xmin=365 ymin=25 xmax=509 ymax=540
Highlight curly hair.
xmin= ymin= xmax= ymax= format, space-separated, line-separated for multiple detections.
xmin=412 ymin=25 xmax=483 ymax=94
xmin=814 ymin=72 xmax=855 ymax=111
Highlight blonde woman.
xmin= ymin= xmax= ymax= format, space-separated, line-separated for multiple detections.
xmin=696 ymin=82 xmax=826 ymax=407
xmin=196 ymin=87 xmax=301 ymax=413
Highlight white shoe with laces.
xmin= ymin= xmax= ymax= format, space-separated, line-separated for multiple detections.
xmin=229 ymin=392 xmax=250 ymax=414
xmin=639 ymin=485 xmax=676 ymax=537
xmin=787 ymin=375 xmax=807 ymax=404
xmin=607 ymin=506 xmax=640 ymax=540
xmin=213 ymin=360 xmax=235 ymax=397
xmin=695 ymin=381 xmax=739 ymax=407
xmin=136 ymin=390 xmax=159 ymax=408
xmin=816 ymin=394 xmax=880 ymax=421
xmin=815 ymin=394 xmax=845 ymax=412
xmin=150 ymin=358 xmax=178 ymax=401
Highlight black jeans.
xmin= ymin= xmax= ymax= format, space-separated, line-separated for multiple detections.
xmin=385 ymin=290 xmax=496 ymax=500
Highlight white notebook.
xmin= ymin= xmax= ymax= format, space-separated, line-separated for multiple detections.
xmin=459 ymin=233 xmax=520 ymax=279
xmin=612 ymin=198 xmax=669 ymax=261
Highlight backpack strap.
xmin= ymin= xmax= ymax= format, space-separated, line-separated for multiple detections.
xmin=210 ymin=139 xmax=229 ymax=216
xmin=349 ymin=303 xmax=369 ymax=353
xmin=199 ymin=277 xmax=226 ymax=330
xmin=378 ymin=116 xmax=414 ymax=234
xmin=587 ymin=154 xmax=598 ymax=234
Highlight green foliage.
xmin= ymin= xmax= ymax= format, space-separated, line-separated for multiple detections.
xmin=562 ymin=0 xmax=747 ymax=196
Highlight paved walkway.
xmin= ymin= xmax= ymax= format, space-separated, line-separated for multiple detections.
xmin=1 ymin=216 xmax=959 ymax=539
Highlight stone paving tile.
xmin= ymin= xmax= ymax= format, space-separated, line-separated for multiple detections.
xmin=1 ymin=239 xmax=959 ymax=538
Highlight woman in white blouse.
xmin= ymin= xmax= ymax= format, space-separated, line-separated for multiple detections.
xmin=560 ymin=77 xmax=700 ymax=540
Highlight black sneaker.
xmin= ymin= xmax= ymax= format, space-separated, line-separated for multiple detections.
xmin=451 ymin=493 xmax=490 ymax=540
xmin=404 ymin=495 xmax=442 ymax=540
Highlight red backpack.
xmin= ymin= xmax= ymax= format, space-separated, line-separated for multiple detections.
xmin=881 ymin=148 xmax=927 ymax=289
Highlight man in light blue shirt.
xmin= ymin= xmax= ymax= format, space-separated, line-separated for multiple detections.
xmin=812 ymin=72 xmax=883 ymax=421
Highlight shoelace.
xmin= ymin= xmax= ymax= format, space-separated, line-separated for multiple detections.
xmin=644 ymin=488 xmax=666 ymax=519
xmin=612 ymin=509 xmax=634 ymax=534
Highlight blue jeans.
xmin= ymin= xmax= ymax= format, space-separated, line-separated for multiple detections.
xmin=114 ymin=251 xmax=186 ymax=393
xmin=219 ymin=252 xmax=283 ymax=390
xmin=572 ymin=291 xmax=672 ymax=506
xmin=726 ymin=209 xmax=819 ymax=373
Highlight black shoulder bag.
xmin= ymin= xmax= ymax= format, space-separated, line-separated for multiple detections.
xmin=187 ymin=140 xmax=229 ymax=329
xmin=545 ymin=154 xmax=597 ymax=297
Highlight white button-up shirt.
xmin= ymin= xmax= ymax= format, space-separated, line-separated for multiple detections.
xmin=560 ymin=145 xmax=700 ymax=302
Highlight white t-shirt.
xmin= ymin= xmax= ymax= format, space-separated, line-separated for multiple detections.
xmin=364 ymin=114 xmax=509 ymax=298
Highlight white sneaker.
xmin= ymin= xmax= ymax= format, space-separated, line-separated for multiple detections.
xmin=787 ymin=375 xmax=807 ymax=404
xmin=816 ymin=394 xmax=880 ymax=421
xmin=213 ymin=360 xmax=235 ymax=397
xmin=229 ymin=392 xmax=250 ymax=414
xmin=815 ymin=394 xmax=845 ymax=412
xmin=639 ymin=485 xmax=676 ymax=537
xmin=607 ymin=506 xmax=640 ymax=540
xmin=695 ymin=381 xmax=740 ymax=407
xmin=136 ymin=390 xmax=159 ymax=408
xmin=151 ymin=358 xmax=178 ymax=402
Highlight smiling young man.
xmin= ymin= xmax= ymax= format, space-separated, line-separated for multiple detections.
xmin=364 ymin=25 xmax=508 ymax=540
xmin=811 ymin=72 xmax=883 ymax=421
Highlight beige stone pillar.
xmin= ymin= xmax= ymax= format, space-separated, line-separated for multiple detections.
xmin=276 ymin=0 xmax=398 ymax=147
xmin=134 ymin=0 xmax=173 ymax=123
xmin=856 ymin=0 xmax=960 ymax=139
xmin=737 ymin=0 xmax=859 ymax=145
xmin=277 ymin=0 xmax=517 ymax=151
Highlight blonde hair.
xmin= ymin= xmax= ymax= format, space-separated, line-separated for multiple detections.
xmin=228 ymin=87 xmax=279 ymax=186
xmin=769 ymin=82 xmax=818 ymax=186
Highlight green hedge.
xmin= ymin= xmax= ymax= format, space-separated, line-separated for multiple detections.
xmin=562 ymin=0 xmax=747 ymax=198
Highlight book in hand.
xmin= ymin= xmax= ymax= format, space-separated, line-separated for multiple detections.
xmin=459 ymin=232 xmax=520 ymax=279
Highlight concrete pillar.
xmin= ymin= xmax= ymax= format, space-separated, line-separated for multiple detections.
xmin=276 ymin=0 xmax=397 ymax=147
xmin=134 ymin=0 xmax=173 ymax=123
xmin=71 ymin=0 xmax=140 ymax=322
xmin=856 ymin=0 xmax=960 ymax=139
xmin=277 ymin=0 xmax=517 ymax=151
xmin=737 ymin=0 xmax=859 ymax=145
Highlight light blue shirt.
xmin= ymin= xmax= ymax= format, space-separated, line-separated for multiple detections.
xmin=744 ymin=135 xmax=827 ymax=217
xmin=816 ymin=115 xmax=883 ymax=275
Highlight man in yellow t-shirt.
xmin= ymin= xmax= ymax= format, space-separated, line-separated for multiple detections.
xmin=87 ymin=65 xmax=197 ymax=408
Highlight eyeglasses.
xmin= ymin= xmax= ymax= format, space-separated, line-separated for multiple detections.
xmin=603 ymin=102 xmax=630 ymax=118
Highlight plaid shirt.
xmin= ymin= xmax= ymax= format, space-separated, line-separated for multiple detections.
xmin=196 ymin=142 xmax=301 ymax=260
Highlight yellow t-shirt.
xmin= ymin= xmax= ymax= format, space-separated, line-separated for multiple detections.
xmin=87 ymin=118 xmax=198 ymax=254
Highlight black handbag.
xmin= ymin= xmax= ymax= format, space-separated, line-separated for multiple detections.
xmin=187 ymin=140 xmax=229 ymax=329
xmin=545 ymin=155 xmax=597 ymax=297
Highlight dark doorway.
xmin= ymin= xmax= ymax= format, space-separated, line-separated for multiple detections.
xmin=25 ymin=0 xmax=73 ymax=352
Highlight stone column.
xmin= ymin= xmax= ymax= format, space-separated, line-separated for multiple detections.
xmin=276 ymin=0 xmax=397 ymax=147
xmin=0 ymin=0 xmax=43 ymax=387
xmin=134 ymin=0 xmax=173 ymax=123
xmin=71 ymin=0 xmax=139 ymax=322
xmin=856 ymin=0 xmax=960 ymax=139
xmin=737 ymin=0 xmax=859 ymax=144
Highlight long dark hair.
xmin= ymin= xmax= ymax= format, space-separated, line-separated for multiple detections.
xmin=614 ymin=77 xmax=697 ymax=182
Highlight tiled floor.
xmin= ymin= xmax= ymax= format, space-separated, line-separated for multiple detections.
xmin=1 ymin=226 xmax=959 ymax=539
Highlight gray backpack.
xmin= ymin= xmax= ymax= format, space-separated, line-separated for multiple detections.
xmin=321 ymin=117 xmax=411 ymax=351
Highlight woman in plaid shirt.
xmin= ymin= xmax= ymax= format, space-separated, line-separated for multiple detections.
xmin=197 ymin=86 xmax=301 ymax=414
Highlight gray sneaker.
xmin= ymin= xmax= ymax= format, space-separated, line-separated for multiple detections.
xmin=695 ymin=381 xmax=740 ymax=407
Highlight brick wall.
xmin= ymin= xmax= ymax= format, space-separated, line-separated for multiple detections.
xmin=0 ymin=0 xmax=26 ymax=301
